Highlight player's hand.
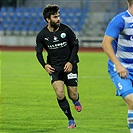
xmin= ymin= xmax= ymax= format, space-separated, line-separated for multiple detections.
xmin=64 ymin=62 xmax=72 ymax=72
xmin=116 ymin=64 xmax=128 ymax=79
xmin=44 ymin=64 xmax=55 ymax=74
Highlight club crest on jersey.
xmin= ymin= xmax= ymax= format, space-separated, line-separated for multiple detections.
xmin=61 ymin=33 xmax=66 ymax=38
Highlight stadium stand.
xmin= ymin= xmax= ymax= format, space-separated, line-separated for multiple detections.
xmin=0 ymin=0 xmax=127 ymax=47
xmin=1 ymin=6 xmax=87 ymax=36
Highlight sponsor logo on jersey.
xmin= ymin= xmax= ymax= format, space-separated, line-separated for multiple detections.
xmin=130 ymin=23 xmax=133 ymax=28
xmin=48 ymin=42 xmax=67 ymax=49
xmin=130 ymin=35 xmax=133 ymax=41
xmin=53 ymin=36 xmax=59 ymax=42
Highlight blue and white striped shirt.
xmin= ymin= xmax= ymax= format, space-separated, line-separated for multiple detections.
xmin=105 ymin=10 xmax=133 ymax=72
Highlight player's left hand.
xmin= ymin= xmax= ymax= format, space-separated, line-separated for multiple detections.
xmin=64 ymin=62 xmax=72 ymax=72
xmin=116 ymin=64 xmax=128 ymax=79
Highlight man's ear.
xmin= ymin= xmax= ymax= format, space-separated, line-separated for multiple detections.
xmin=46 ymin=18 xmax=50 ymax=23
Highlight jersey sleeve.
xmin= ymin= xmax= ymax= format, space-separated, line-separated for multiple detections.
xmin=35 ymin=33 xmax=46 ymax=68
xmin=66 ymin=27 xmax=79 ymax=63
xmin=105 ymin=15 xmax=125 ymax=39
xmin=35 ymin=34 xmax=43 ymax=53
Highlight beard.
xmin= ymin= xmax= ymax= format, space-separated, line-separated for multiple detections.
xmin=50 ymin=20 xmax=60 ymax=30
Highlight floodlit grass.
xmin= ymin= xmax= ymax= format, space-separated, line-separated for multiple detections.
xmin=1 ymin=51 xmax=129 ymax=133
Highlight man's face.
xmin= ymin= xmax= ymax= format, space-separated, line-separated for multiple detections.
xmin=49 ymin=11 xmax=60 ymax=29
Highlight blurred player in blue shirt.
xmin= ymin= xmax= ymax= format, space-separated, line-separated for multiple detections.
xmin=102 ymin=0 xmax=133 ymax=132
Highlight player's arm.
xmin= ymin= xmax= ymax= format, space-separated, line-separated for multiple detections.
xmin=68 ymin=32 xmax=79 ymax=64
xmin=35 ymin=34 xmax=55 ymax=74
xmin=35 ymin=34 xmax=46 ymax=68
xmin=102 ymin=15 xmax=128 ymax=78
xmin=36 ymin=51 xmax=55 ymax=74
xmin=64 ymin=41 xmax=79 ymax=73
xmin=64 ymin=27 xmax=79 ymax=72
xmin=102 ymin=35 xmax=128 ymax=78
xmin=102 ymin=35 xmax=120 ymax=66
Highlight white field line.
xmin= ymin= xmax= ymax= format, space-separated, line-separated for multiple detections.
xmin=80 ymin=76 xmax=110 ymax=79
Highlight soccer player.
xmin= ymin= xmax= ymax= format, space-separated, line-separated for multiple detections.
xmin=35 ymin=4 xmax=82 ymax=129
xmin=102 ymin=0 xmax=133 ymax=132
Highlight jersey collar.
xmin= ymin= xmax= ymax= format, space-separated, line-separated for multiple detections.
xmin=127 ymin=10 xmax=133 ymax=17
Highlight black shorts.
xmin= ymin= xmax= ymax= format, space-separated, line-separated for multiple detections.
xmin=50 ymin=64 xmax=78 ymax=86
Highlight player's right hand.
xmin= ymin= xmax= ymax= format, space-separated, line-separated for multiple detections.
xmin=44 ymin=64 xmax=55 ymax=74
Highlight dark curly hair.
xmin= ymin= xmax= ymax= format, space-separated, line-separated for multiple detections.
xmin=43 ymin=4 xmax=60 ymax=22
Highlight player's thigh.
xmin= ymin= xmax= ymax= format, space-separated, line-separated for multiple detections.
xmin=52 ymin=80 xmax=65 ymax=99
xmin=109 ymin=71 xmax=133 ymax=98
xmin=50 ymin=71 xmax=65 ymax=96
xmin=52 ymin=80 xmax=64 ymax=91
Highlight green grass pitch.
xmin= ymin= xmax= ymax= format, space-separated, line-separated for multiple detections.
xmin=1 ymin=51 xmax=129 ymax=133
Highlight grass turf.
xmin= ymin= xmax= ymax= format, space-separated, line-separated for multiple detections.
xmin=1 ymin=51 xmax=129 ymax=133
